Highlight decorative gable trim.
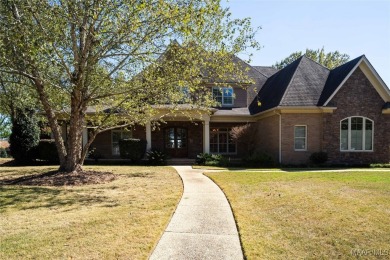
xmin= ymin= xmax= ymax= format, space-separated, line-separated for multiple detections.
xmin=324 ymin=56 xmax=390 ymax=106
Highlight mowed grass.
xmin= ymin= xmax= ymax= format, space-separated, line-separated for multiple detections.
xmin=0 ymin=165 xmax=182 ymax=259
xmin=205 ymin=170 xmax=390 ymax=259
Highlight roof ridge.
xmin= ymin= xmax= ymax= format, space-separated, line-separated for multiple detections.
xmin=279 ymin=56 xmax=305 ymax=105
xmin=301 ymin=54 xmax=331 ymax=71
xmin=252 ymin=66 xmax=270 ymax=78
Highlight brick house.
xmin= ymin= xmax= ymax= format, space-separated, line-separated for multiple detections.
xmin=85 ymin=55 xmax=390 ymax=165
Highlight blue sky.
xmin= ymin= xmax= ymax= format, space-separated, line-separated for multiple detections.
xmin=223 ymin=0 xmax=390 ymax=87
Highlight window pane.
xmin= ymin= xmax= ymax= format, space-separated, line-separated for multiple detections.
xmin=219 ymin=143 xmax=227 ymax=153
xmin=365 ymin=129 xmax=373 ymax=150
xmin=341 ymin=129 xmax=348 ymax=150
xmin=210 ymin=133 xmax=218 ymax=143
xmin=294 ymin=126 xmax=306 ymax=138
xmin=351 ymin=117 xmax=363 ymax=130
xmin=366 ymin=120 xmax=373 ymax=130
xmin=210 ymin=144 xmax=218 ymax=153
xmin=223 ymin=96 xmax=233 ymax=105
xmin=294 ymin=138 xmax=306 ymax=150
xmin=351 ymin=129 xmax=363 ymax=150
xmin=223 ymin=88 xmax=233 ymax=97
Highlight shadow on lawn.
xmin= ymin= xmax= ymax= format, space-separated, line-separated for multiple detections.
xmin=0 ymin=185 xmax=119 ymax=211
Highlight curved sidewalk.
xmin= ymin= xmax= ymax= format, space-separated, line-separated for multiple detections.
xmin=150 ymin=166 xmax=243 ymax=260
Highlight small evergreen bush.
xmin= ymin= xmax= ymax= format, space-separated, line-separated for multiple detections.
xmin=196 ymin=153 xmax=212 ymax=165
xmin=196 ymin=153 xmax=227 ymax=166
xmin=9 ymin=109 xmax=40 ymax=163
xmin=147 ymin=150 xmax=167 ymax=165
xmin=119 ymin=138 xmax=147 ymax=162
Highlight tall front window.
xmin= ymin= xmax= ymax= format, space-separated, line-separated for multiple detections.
xmin=340 ymin=117 xmax=373 ymax=151
xmin=294 ymin=126 xmax=307 ymax=151
xmin=112 ymin=129 xmax=132 ymax=156
xmin=210 ymin=127 xmax=236 ymax=154
xmin=212 ymin=87 xmax=234 ymax=106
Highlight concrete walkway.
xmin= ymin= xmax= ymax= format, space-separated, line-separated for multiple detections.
xmin=149 ymin=166 xmax=243 ymax=260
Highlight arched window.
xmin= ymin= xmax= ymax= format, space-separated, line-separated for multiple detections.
xmin=340 ymin=117 xmax=373 ymax=151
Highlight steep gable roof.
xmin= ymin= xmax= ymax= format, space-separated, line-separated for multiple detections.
xmin=279 ymin=56 xmax=330 ymax=106
xmin=248 ymin=54 xmax=390 ymax=115
xmin=249 ymin=57 xmax=302 ymax=114
xmin=317 ymin=55 xmax=363 ymax=106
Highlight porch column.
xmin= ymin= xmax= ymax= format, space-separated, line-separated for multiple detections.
xmin=146 ymin=122 xmax=152 ymax=151
xmin=203 ymin=118 xmax=210 ymax=153
xmin=82 ymin=127 xmax=88 ymax=148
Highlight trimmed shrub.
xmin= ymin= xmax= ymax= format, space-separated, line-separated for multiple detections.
xmin=196 ymin=153 xmax=212 ymax=165
xmin=196 ymin=153 xmax=228 ymax=167
xmin=119 ymin=138 xmax=147 ymax=162
xmin=243 ymin=152 xmax=275 ymax=167
xmin=309 ymin=152 xmax=328 ymax=165
xmin=34 ymin=139 xmax=59 ymax=162
xmin=370 ymin=163 xmax=390 ymax=168
xmin=9 ymin=109 xmax=40 ymax=163
xmin=147 ymin=150 xmax=167 ymax=165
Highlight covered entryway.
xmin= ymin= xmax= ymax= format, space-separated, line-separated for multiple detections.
xmin=164 ymin=127 xmax=188 ymax=158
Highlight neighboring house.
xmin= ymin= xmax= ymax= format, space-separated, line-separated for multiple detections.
xmin=86 ymin=55 xmax=390 ymax=165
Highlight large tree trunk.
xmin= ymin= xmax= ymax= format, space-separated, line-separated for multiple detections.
xmin=34 ymin=77 xmax=68 ymax=166
xmin=59 ymin=90 xmax=86 ymax=173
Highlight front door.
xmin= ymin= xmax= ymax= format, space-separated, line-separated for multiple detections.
xmin=164 ymin=127 xmax=188 ymax=158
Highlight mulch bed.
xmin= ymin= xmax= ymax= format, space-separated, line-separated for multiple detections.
xmin=1 ymin=170 xmax=117 ymax=186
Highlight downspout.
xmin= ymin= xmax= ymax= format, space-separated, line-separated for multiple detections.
xmin=276 ymin=110 xmax=282 ymax=164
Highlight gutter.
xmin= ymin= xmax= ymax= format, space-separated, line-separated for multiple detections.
xmin=275 ymin=110 xmax=282 ymax=164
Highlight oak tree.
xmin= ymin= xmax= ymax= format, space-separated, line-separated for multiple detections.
xmin=0 ymin=0 xmax=259 ymax=172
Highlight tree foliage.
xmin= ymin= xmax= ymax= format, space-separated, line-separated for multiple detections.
xmin=9 ymin=109 xmax=40 ymax=163
xmin=0 ymin=0 xmax=259 ymax=172
xmin=274 ymin=47 xmax=350 ymax=69
xmin=0 ymin=114 xmax=11 ymax=139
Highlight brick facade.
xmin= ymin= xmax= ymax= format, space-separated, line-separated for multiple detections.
xmin=88 ymin=68 xmax=389 ymax=164
xmin=253 ymin=115 xmax=280 ymax=162
xmin=322 ymin=68 xmax=390 ymax=164
xmin=281 ymin=113 xmax=323 ymax=165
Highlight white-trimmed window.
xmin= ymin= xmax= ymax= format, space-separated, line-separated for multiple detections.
xmin=210 ymin=127 xmax=236 ymax=154
xmin=212 ymin=87 xmax=234 ymax=106
xmin=112 ymin=129 xmax=132 ymax=156
xmin=340 ymin=117 xmax=373 ymax=151
xmin=294 ymin=125 xmax=307 ymax=151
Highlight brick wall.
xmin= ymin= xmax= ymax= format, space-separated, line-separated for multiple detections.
xmin=281 ymin=113 xmax=323 ymax=165
xmin=253 ymin=115 xmax=280 ymax=162
xmin=323 ymin=67 xmax=390 ymax=164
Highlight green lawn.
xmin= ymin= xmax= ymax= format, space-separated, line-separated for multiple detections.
xmin=0 ymin=165 xmax=182 ymax=259
xmin=205 ymin=169 xmax=390 ymax=259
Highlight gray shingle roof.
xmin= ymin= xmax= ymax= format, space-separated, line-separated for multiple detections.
xmin=249 ymin=57 xmax=303 ymax=114
xmin=248 ymin=55 xmax=370 ymax=115
xmin=253 ymin=66 xmax=279 ymax=77
xmin=280 ymin=56 xmax=329 ymax=106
